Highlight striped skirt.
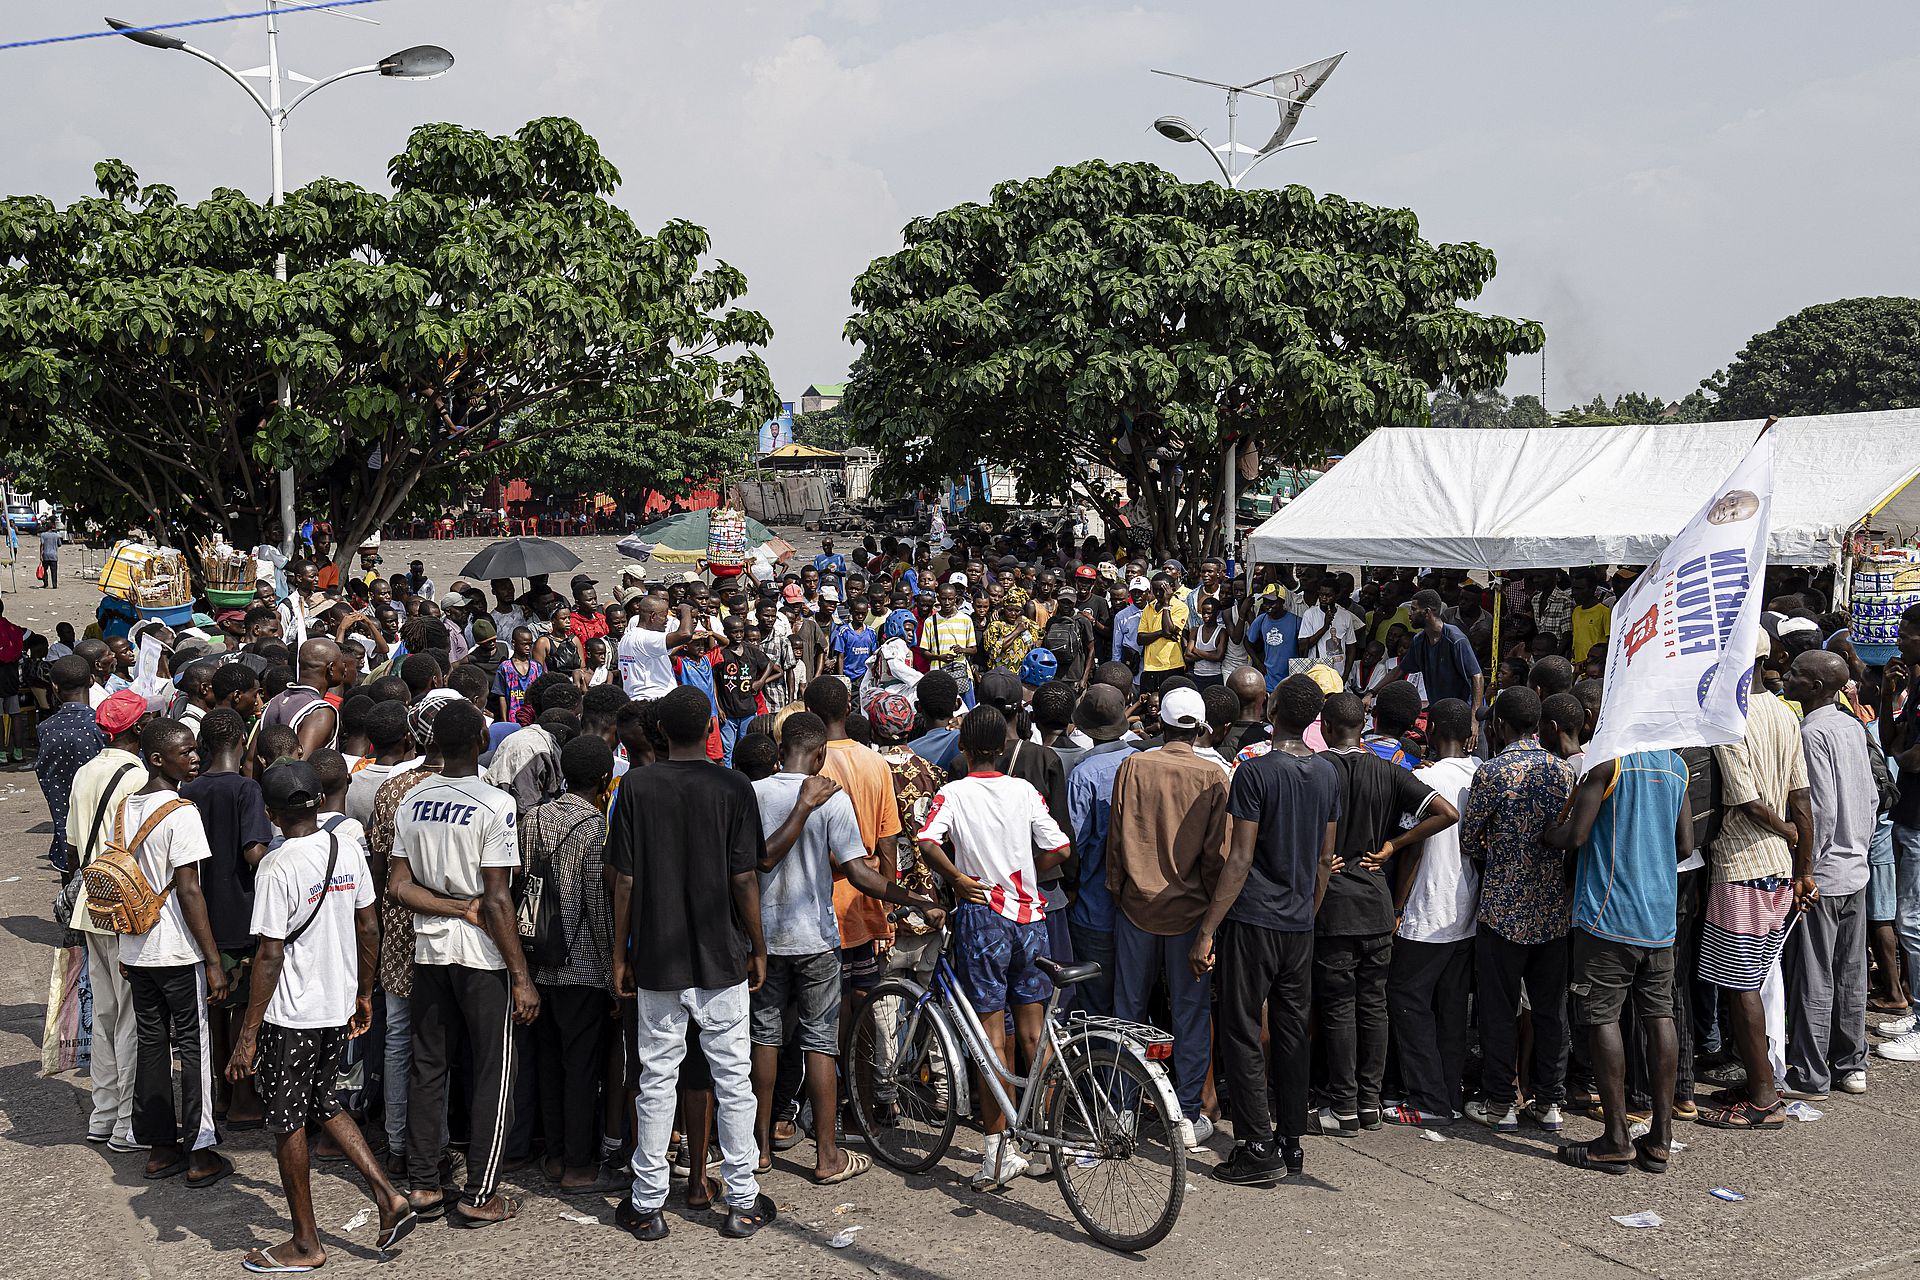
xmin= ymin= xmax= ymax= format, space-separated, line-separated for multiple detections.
xmin=1698 ymin=876 xmax=1793 ymax=992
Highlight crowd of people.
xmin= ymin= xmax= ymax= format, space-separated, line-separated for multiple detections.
xmin=21 ymin=518 xmax=1920 ymax=1267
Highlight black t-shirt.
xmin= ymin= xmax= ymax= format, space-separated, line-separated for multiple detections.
xmin=715 ymin=646 xmax=769 ymax=720
xmin=1892 ymin=699 xmax=1920 ymax=829
xmin=999 ymin=738 xmax=1071 ymax=885
xmin=607 ymin=759 xmax=761 ymax=991
xmin=179 ymin=771 xmax=273 ymax=950
xmin=1318 ymin=747 xmax=1437 ymax=936
xmin=1225 ymin=750 xmax=1343 ymax=933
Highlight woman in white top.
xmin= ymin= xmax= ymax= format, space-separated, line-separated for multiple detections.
xmin=1186 ymin=595 xmax=1228 ymax=687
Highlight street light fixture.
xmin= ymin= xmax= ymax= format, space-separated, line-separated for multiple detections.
xmin=1148 ymin=55 xmax=1343 ymax=554
xmin=105 ymin=4 xmax=454 ymax=557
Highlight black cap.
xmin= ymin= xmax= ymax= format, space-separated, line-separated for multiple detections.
xmin=570 ymin=572 xmax=598 ymax=591
xmin=261 ymin=760 xmax=324 ymax=813
xmin=977 ymin=669 xmax=1024 ymax=713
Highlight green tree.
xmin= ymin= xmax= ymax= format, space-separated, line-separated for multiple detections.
xmin=793 ymin=404 xmax=853 ymax=451
xmin=503 ymin=411 xmax=752 ymax=507
xmin=1429 ymin=387 xmax=1511 ymax=429
xmin=0 ymin=118 xmax=774 ymax=564
xmin=1503 ymin=393 xmax=1550 ymax=429
xmin=1701 ymin=296 xmax=1920 ymax=420
xmin=842 ymin=161 xmax=1542 ymax=557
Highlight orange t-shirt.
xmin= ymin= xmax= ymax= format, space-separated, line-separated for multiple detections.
xmin=317 ymin=563 xmax=340 ymax=591
xmin=821 ymin=738 xmax=903 ymax=948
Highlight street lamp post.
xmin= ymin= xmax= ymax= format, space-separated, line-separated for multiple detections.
xmin=1149 ymin=56 xmax=1343 ymax=561
xmin=107 ymin=5 xmax=453 ymax=557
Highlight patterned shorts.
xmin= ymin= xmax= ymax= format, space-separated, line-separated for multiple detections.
xmin=1698 ymin=877 xmax=1794 ymax=992
xmin=254 ymin=1023 xmax=348 ymax=1136
xmin=952 ymin=903 xmax=1053 ymax=1013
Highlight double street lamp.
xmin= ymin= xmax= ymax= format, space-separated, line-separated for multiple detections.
xmin=1149 ymin=56 xmax=1343 ymax=555
xmin=107 ymin=4 xmax=454 ymax=556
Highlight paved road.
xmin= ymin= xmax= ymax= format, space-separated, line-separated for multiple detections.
xmin=4 ymin=535 xmax=1920 ymax=1277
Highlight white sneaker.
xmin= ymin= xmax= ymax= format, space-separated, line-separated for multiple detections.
xmin=1527 ymin=1102 xmax=1565 ymax=1132
xmin=1838 ymin=1070 xmax=1867 ymax=1094
xmin=971 ymin=1134 xmax=1030 ymax=1190
xmin=1878 ymin=1031 xmax=1920 ymax=1063
xmin=1182 ymin=1114 xmax=1215 ymax=1151
xmin=1465 ymin=1099 xmax=1519 ymax=1133
xmin=1876 ymin=1013 xmax=1918 ymax=1037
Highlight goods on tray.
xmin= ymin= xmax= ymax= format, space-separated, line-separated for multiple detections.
xmin=707 ymin=507 xmax=749 ymax=569
xmin=1850 ymin=549 xmax=1920 ymax=648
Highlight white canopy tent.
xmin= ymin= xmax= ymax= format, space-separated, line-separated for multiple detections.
xmin=1245 ymin=411 xmax=1920 ymax=571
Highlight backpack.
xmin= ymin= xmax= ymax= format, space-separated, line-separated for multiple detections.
xmin=546 ymin=624 xmax=583 ymax=674
xmin=82 ymin=795 xmax=194 ymax=935
xmin=516 ymin=810 xmax=601 ymax=969
xmin=1042 ymin=614 xmax=1086 ymax=672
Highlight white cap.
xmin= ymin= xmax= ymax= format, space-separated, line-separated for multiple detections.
xmin=947 ymin=571 xmax=969 ymax=586
xmin=1159 ymin=686 xmax=1206 ymax=730
xmin=1127 ymin=576 xmax=1152 ymax=594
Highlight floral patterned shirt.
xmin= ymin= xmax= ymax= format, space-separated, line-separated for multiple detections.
xmin=1459 ymin=737 xmax=1575 ymax=945
xmin=880 ymin=745 xmax=947 ymax=936
xmin=372 ymin=765 xmax=440 ymax=997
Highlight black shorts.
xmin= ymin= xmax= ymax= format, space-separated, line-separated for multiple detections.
xmin=1568 ymin=928 xmax=1675 ymax=1027
xmin=839 ymin=940 xmax=881 ymax=996
xmin=254 ymin=1023 xmax=348 ymax=1135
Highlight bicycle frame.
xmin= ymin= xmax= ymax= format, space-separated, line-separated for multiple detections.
xmin=886 ymin=932 xmax=1183 ymax=1153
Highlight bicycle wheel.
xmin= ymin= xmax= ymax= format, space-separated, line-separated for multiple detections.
xmin=1045 ymin=1043 xmax=1187 ymax=1252
xmin=846 ymin=980 xmax=960 ymax=1173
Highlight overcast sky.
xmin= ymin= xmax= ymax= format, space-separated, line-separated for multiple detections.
xmin=5 ymin=0 xmax=1917 ymax=411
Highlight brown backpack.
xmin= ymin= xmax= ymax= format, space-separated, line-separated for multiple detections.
xmin=82 ymin=796 xmax=194 ymax=935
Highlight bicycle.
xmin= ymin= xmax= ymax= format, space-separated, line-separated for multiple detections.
xmin=845 ymin=911 xmax=1188 ymax=1251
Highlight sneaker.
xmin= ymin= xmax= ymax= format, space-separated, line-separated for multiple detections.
xmin=106 ymin=1134 xmax=148 ymax=1153
xmin=1211 ymin=1141 xmax=1285 ymax=1186
xmin=1527 ymin=1102 xmax=1565 ymax=1132
xmin=1382 ymin=1105 xmax=1450 ymax=1128
xmin=1315 ymin=1108 xmax=1360 ymax=1136
xmin=1876 ymin=1013 xmax=1919 ymax=1037
xmin=1182 ymin=1114 xmax=1215 ymax=1151
xmin=971 ymin=1134 xmax=1030 ymax=1190
xmin=1697 ymin=1060 xmax=1748 ymax=1087
xmin=1466 ymin=1099 xmax=1519 ymax=1133
xmin=1357 ymin=1108 xmax=1383 ymax=1132
xmin=1837 ymin=1070 xmax=1867 ymax=1094
xmin=1879 ymin=1030 xmax=1920 ymax=1062
xmin=1781 ymin=1085 xmax=1830 ymax=1101
xmin=85 ymin=1130 xmax=111 ymax=1144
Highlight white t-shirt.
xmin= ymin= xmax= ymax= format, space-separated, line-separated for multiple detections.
xmin=116 ymin=792 xmax=212 ymax=968
xmin=1397 ymin=755 xmax=1482 ymax=944
xmin=250 ymin=827 xmax=376 ymax=1028
xmin=916 ymin=772 xmax=1070 ymax=925
xmin=618 ymin=623 xmax=678 ymax=700
xmin=1301 ymin=605 xmax=1358 ymax=669
xmin=392 ymin=773 xmax=519 ymax=969
xmin=347 ymin=757 xmax=423 ymax=829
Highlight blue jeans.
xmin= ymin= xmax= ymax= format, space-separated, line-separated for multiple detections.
xmin=1112 ymin=914 xmax=1211 ymax=1119
xmin=1892 ymin=824 xmax=1920 ymax=992
xmin=382 ymin=993 xmax=410 ymax=1151
xmin=719 ymin=715 xmax=756 ymax=766
xmin=629 ymin=984 xmax=759 ymax=1213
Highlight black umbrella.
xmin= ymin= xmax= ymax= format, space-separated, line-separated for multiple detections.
xmin=457 ymin=537 xmax=582 ymax=581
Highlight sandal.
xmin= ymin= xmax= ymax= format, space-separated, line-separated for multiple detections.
xmin=185 ymin=1155 xmax=235 ymax=1189
xmin=685 ymin=1174 xmax=723 ymax=1213
xmin=559 ymin=1169 xmax=626 ymax=1198
xmin=376 ymin=1207 xmax=419 ymax=1253
xmin=1696 ymin=1098 xmax=1785 ymax=1130
xmin=142 ymin=1156 xmax=188 ymax=1181
xmin=241 ymin=1243 xmax=322 ymax=1274
xmin=449 ymin=1193 xmax=520 ymax=1228
xmin=720 ymin=1192 xmax=778 ymax=1239
xmin=813 ymin=1149 xmax=871 ymax=1186
xmin=772 ymin=1120 xmax=805 ymax=1152
xmin=404 ymin=1191 xmax=446 ymax=1221
xmin=1556 ymin=1143 xmax=1633 ymax=1176
xmin=1671 ymin=1099 xmax=1699 ymax=1123
xmin=1633 ymin=1136 xmax=1669 ymax=1175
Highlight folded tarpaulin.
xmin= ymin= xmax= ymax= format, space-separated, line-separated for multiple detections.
xmin=1244 ymin=411 xmax=1920 ymax=570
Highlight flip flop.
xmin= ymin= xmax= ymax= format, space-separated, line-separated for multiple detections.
xmin=772 ymin=1121 xmax=805 ymax=1152
xmin=813 ymin=1149 xmax=871 ymax=1186
xmin=241 ymin=1244 xmax=321 ymax=1274
xmin=560 ymin=1170 xmax=626 ymax=1198
xmin=376 ymin=1207 xmax=419 ymax=1253
xmin=1556 ymin=1143 xmax=1633 ymax=1176
xmin=142 ymin=1157 xmax=188 ymax=1181
xmin=1633 ymin=1137 xmax=1669 ymax=1175
xmin=404 ymin=1192 xmax=446 ymax=1221
xmin=186 ymin=1155 xmax=235 ymax=1190
xmin=449 ymin=1193 xmax=520 ymax=1229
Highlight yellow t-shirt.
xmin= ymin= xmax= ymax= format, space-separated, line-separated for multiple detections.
xmin=1140 ymin=599 xmax=1190 ymax=672
xmin=1571 ymin=602 xmax=1612 ymax=662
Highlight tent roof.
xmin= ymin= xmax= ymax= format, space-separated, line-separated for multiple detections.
xmin=1245 ymin=411 xmax=1920 ymax=571
xmin=765 ymin=442 xmax=842 ymax=459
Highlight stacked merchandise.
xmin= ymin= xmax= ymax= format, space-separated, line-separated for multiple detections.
xmin=198 ymin=536 xmax=258 ymax=610
xmin=707 ymin=507 xmax=749 ymax=570
xmin=1850 ymin=547 xmax=1920 ymax=662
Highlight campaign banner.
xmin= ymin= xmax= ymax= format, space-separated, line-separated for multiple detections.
xmin=1582 ymin=431 xmax=1774 ymax=770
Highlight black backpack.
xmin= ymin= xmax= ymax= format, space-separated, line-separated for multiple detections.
xmin=545 ymin=621 xmax=583 ymax=674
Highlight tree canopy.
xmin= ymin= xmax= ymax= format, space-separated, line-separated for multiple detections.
xmin=0 ymin=117 xmax=774 ymax=559
xmin=843 ymin=160 xmax=1542 ymax=556
xmin=1701 ymin=296 xmax=1920 ymax=420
